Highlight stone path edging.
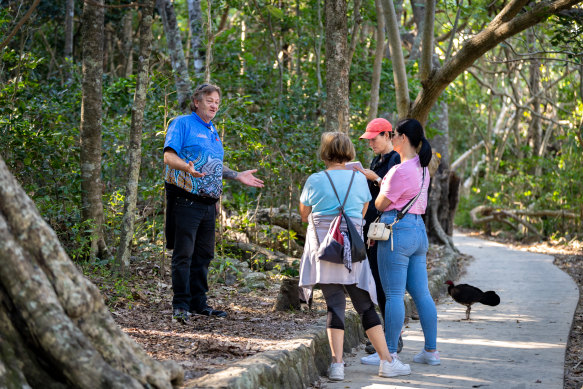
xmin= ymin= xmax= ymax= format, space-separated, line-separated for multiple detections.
xmin=187 ymin=246 xmax=459 ymax=388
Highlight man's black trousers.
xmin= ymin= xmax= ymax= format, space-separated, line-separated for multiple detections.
xmin=169 ymin=196 xmax=216 ymax=312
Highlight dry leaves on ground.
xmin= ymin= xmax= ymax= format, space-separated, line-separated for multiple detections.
xmin=87 ymin=246 xmax=440 ymax=383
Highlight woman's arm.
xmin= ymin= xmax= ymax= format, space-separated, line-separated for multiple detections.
xmin=375 ymin=194 xmax=391 ymax=212
xmin=362 ymin=202 xmax=369 ymax=218
xmin=299 ymin=203 xmax=312 ymax=222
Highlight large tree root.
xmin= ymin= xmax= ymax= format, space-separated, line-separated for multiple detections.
xmin=0 ymin=157 xmax=183 ymax=388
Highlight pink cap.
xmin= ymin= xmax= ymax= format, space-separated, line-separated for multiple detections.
xmin=359 ymin=118 xmax=393 ymax=139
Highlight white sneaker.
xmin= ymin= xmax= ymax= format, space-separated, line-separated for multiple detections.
xmin=360 ymin=352 xmax=380 ymax=366
xmin=328 ymin=362 xmax=344 ymax=381
xmin=379 ymin=358 xmax=411 ymax=377
xmin=413 ymin=350 xmax=441 ymax=365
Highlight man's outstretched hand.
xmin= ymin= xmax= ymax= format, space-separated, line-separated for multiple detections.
xmin=187 ymin=161 xmax=206 ymax=178
xmin=237 ymin=169 xmax=264 ymax=188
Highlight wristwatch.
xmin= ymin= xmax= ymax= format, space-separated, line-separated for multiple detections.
xmin=374 ymin=177 xmax=381 ymax=186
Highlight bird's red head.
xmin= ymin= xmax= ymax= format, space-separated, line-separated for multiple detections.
xmin=445 ymin=280 xmax=454 ymax=286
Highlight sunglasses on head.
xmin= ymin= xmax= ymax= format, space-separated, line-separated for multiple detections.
xmin=196 ymin=84 xmax=209 ymax=91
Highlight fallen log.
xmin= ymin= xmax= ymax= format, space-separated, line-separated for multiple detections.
xmin=224 ymin=241 xmax=300 ymax=268
xmin=469 ymin=206 xmax=579 ymax=239
xmin=248 ymin=224 xmax=303 ymax=257
xmin=251 ymin=206 xmax=306 ymax=239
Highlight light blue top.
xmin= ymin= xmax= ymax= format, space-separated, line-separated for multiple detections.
xmin=300 ymin=170 xmax=371 ymax=218
xmin=164 ymin=112 xmax=224 ymax=199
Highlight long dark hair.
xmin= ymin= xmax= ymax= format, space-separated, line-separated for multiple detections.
xmin=395 ymin=118 xmax=432 ymax=167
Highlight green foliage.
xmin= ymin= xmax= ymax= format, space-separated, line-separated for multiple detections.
xmin=278 ymin=259 xmax=300 ymax=277
xmin=2 ymin=0 xmax=581 ymax=265
xmin=549 ymin=14 xmax=583 ymax=62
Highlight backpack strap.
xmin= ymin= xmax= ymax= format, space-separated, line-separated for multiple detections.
xmin=323 ymin=170 xmax=355 ymax=212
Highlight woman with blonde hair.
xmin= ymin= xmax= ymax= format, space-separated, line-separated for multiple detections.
xmin=299 ymin=132 xmax=411 ymax=381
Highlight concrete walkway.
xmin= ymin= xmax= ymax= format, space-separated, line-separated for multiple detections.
xmin=325 ymin=231 xmax=579 ymax=389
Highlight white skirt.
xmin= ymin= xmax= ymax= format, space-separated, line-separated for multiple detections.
xmin=298 ymin=214 xmax=378 ymax=305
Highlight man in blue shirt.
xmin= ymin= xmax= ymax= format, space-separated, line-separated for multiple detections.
xmin=164 ymin=83 xmax=263 ymax=323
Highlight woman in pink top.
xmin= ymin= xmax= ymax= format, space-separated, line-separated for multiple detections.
xmin=374 ymin=119 xmax=441 ymax=367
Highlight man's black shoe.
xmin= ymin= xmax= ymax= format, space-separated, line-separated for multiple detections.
xmin=193 ymin=307 xmax=227 ymax=318
xmin=173 ymin=308 xmax=189 ymax=324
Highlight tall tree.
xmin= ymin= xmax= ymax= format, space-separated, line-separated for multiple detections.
xmin=380 ymin=0 xmax=410 ymax=119
xmin=187 ymin=0 xmax=205 ymax=76
xmin=64 ymin=0 xmax=74 ymax=60
xmin=368 ymin=0 xmax=385 ymax=120
xmin=408 ymin=0 xmax=583 ymax=124
xmin=80 ymin=0 xmax=108 ymax=260
xmin=122 ymin=11 xmax=134 ymax=78
xmin=325 ymin=0 xmax=350 ymax=133
xmin=156 ymin=0 xmax=192 ymax=110
xmin=379 ymin=0 xmax=582 ymax=244
xmin=0 ymin=156 xmax=183 ymax=388
xmin=115 ymin=1 xmax=156 ymax=273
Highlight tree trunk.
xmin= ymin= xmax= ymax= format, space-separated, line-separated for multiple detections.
xmin=324 ymin=0 xmax=350 ymax=133
xmin=105 ymin=23 xmax=116 ymax=76
xmin=80 ymin=0 xmax=108 ymax=261
xmin=115 ymin=0 xmax=155 ymax=274
xmin=156 ymin=0 xmax=192 ymax=111
xmin=295 ymin=0 xmax=301 ymax=79
xmin=122 ymin=11 xmax=134 ymax=78
xmin=419 ymin=0 xmax=435 ymax=83
xmin=527 ymin=29 xmax=543 ymax=174
xmin=381 ymin=0 xmax=409 ymax=119
xmin=346 ymin=0 xmax=362 ymax=69
xmin=187 ymin=0 xmax=205 ymax=76
xmin=408 ymin=0 xmax=424 ymax=60
xmin=368 ymin=0 xmax=385 ymax=121
xmin=315 ymin=0 xmax=324 ymax=98
xmin=0 ymin=156 xmax=183 ymax=388
xmin=204 ymin=0 xmax=213 ymax=83
xmin=64 ymin=0 xmax=74 ymax=59
xmin=426 ymin=100 xmax=458 ymax=244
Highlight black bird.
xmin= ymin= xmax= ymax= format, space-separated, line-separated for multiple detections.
xmin=445 ymin=280 xmax=500 ymax=320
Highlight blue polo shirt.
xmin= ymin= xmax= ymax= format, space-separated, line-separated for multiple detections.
xmin=164 ymin=112 xmax=224 ymax=199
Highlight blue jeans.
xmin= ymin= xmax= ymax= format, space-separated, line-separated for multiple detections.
xmin=377 ymin=210 xmax=437 ymax=353
xmin=170 ymin=196 xmax=216 ymax=312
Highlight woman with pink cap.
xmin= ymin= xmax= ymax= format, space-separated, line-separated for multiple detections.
xmin=354 ymin=118 xmax=402 ymax=365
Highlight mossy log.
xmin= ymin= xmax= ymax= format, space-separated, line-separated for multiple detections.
xmin=224 ymin=241 xmax=299 ymax=267
xmin=251 ymin=207 xmax=306 ymax=239
xmin=0 ymin=157 xmax=183 ymax=388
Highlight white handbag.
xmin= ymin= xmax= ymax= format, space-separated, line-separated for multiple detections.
xmin=367 ymin=218 xmax=393 ymax=241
